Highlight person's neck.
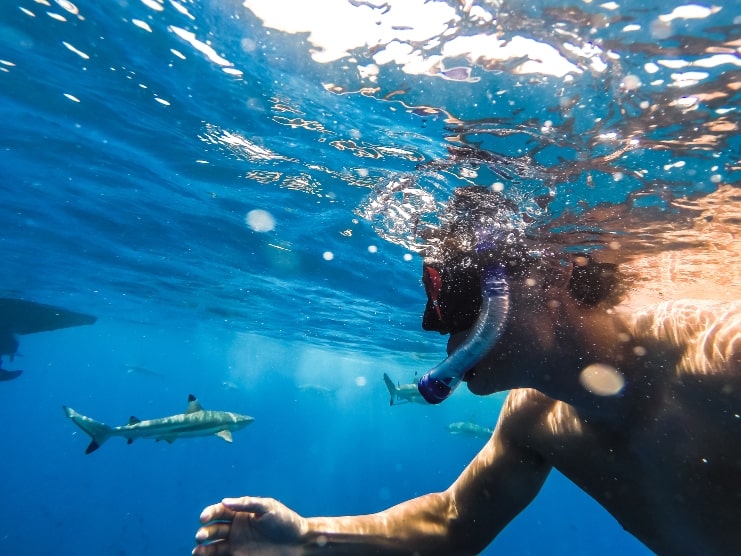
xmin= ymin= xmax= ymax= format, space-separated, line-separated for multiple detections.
xmin=511 ymin=290 xmax=645 ymax=425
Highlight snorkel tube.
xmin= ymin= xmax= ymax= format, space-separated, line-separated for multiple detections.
xmin=418 ymin=263 xmax=510 ymax=404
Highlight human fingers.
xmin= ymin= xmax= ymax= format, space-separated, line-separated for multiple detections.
xmin=199 ymin=502 xmax=237 ymax=525
xmin=191 ymin=537 xmax=229 ymax=556
xmin=221 ymin=496 xmax=276 ymax=515
xmin=195 ymin=521 xmax=232 ymax=545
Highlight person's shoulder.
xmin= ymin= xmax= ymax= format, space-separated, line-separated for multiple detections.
xmin=501 ymin=388 xmax=552 ymax=415
xmin=497 ymin=389 xmax=595 ymax=462
xmin=630 ymin=299 xmax=741 ymax=325
xmin=498 ymin=388 xmax=572 ymax=437
xmin=628 ymin=299 xmax=741 ymax=376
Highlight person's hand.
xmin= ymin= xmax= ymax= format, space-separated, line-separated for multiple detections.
xmin=193 ymin=496 xmax=307 ymax=556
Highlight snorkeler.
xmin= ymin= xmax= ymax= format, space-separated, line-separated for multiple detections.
xmin=194 ymin=187 xmax=741 ymax=556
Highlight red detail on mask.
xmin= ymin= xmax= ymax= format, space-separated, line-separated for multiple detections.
xmin=423 ymin=265 xmax=443 ymax=321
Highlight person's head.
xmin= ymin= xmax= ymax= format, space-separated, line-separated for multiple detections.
xmin=416 ymin=186 xmax=623 ymax=401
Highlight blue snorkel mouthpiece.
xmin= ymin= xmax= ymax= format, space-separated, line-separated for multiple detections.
xmin=418 ymin=264 xmax=510 ymax=404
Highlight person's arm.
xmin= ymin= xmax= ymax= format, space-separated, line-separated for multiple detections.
xmin=194 ymin=389 xmax=552 ymax=556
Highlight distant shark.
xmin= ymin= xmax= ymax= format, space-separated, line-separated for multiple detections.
xmin=447 ymin=421 xmax=493 ymax=439
xmin=0 ymin=297 xmax=97 ymax=381
xmin=63 ymin=394 xmax=254 ymax=454
xmin=123 ymin=363 xmax=165 ymax=378
xmin=383 ymin=372 xmax=426 ymax=405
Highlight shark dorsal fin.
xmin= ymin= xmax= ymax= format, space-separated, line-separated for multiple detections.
xmin=186 ymin=394 xmax=203 ymax=414
xmin=128 ymin=416 xmax=141 ymax=425
xmin=216 ymin=429 xmax=233 ymax=442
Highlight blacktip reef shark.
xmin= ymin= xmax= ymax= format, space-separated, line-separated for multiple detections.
xmin=63 ymin=394 xmax=254 ymax=454
xmin=447 ymin=421 xmax=494 ymax=440
xmin=0 ymin=297 xmax=96 ymax=381
xmin=123 ymin=363 xmax=165 ymax=378
xmin=383 ymin=372 xmax=426 ymax=405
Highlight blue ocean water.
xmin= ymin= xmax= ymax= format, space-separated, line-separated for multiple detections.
xmin=1 ymin=0 xmax=739 ymax=554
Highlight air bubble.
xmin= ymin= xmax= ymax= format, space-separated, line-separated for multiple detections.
xmin=579 ymin=363 xmax=625 ymax=396
xmin=622 ymin=74 xmax=641 ymax=91
xmin=245 ymin=209 xmax=276 ymax=232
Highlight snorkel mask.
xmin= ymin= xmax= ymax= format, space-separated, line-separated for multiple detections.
xmin=416 ymin=187 xmax=521 ymax=404
xmin=417 ymin=255 xmax=510 ymax=404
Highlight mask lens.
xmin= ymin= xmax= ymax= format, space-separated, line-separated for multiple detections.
xmin=421 ymin=263 xmax=483 ymax=334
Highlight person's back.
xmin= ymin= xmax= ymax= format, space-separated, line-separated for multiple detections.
xmin=478 ymin=295 xmax=741 ymax=556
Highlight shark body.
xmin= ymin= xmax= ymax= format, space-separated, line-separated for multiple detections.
xmin=0 ymin=298 xmax=96 ymax=381
xmin=447 ymin=421 xmax=493 ymax=439
xmin=383 ymin=373 xmax=426 ymax=405
xmin=63 ymin=394 xmax=254 ymax=454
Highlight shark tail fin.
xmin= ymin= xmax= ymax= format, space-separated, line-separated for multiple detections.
xmin=0 ymin=369 xmax=23 ymax=381
xmin=63 ymin=406 xmax=113 ymax=454
xmin=382 ymin=373 xmax=397 ymax=406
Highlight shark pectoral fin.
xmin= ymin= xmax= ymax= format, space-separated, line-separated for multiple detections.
xmin=216 ymin=430 xmax=233 ymax=442
xmin=0 ymin=369 xmax=22 ymax=381
xmin=85 ymin=440 xmax=100 ymax=455
xmin=154 ymin=436 xmax=176 ymax=443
